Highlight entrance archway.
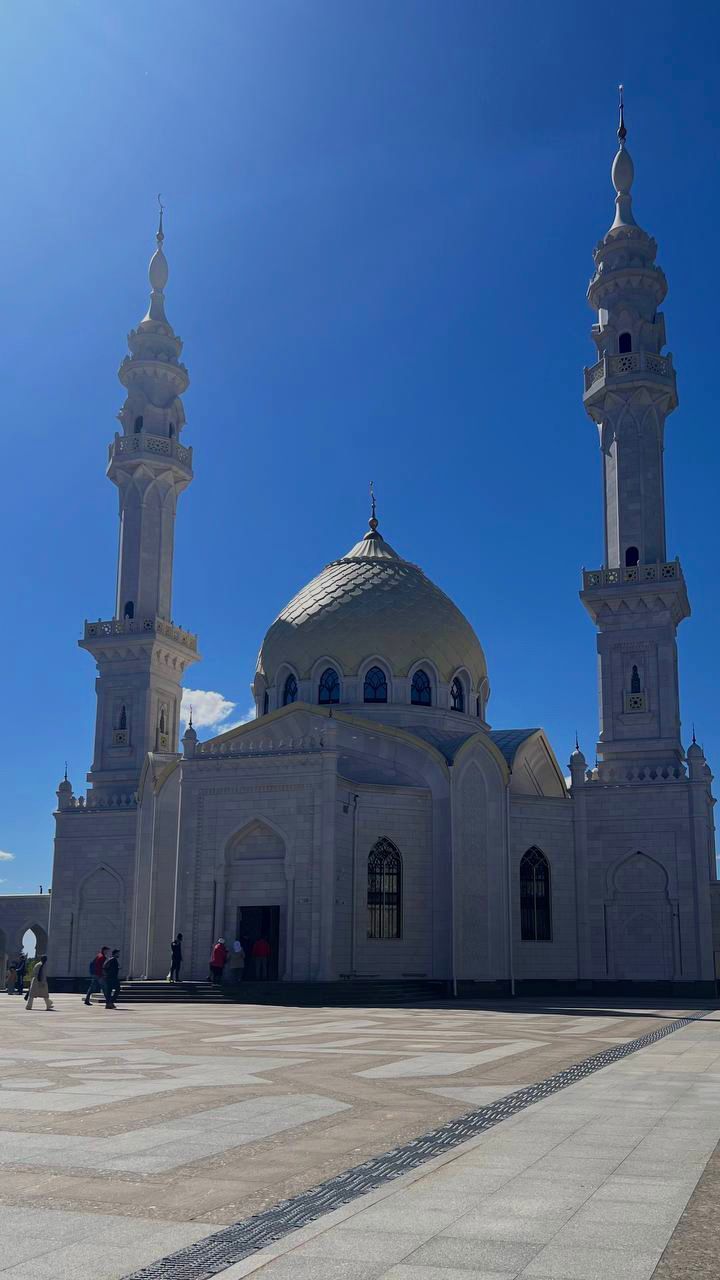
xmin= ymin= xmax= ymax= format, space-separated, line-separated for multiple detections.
xmin=607 ymin=852 xmax=674 ymax=981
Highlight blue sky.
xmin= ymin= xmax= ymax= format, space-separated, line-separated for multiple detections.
xmin=2 ymin=1 xmax=718 ymax=891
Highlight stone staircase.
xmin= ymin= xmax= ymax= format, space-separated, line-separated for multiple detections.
xmin=114 ymin=978 xmax=449 ymax=1006
xmin=117 ymin=980 xmax=226 ymax=1003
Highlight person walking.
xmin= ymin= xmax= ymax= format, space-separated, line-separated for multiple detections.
xmin=84 ymin=947 xmax=109 ymax=1005
xmin=169 ymin=933 xmax=183 ymax=983
xmin=252 ymin=936 xmax=271 ymax=980
xmin=5 ymin=964 xmax=17 ymax=995
xmin=15 ymin=953 xmax=26 ymax=995
xmin=209 ymin=938 xmax=228 ymax=984
xmin=25 ymin=955 xmax=54 ymax=1011
xmin=102 ymin=949 xmax=121 ymax=1009
xmin=227 ymin=940 xmax=245 ymax=984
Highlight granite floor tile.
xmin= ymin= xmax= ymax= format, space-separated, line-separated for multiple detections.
xmin=520 ymin=1243 xmax=663 ymax=1279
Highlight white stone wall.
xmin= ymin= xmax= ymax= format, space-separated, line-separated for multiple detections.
xmin=510 ymin=796 xmax=577 ymax=981
xmin=49 ymin=808 xmax=138 ymax=977
xmin=349 ymin=781 xmax=433 ymax=979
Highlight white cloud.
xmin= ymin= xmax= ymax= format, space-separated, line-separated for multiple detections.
xmin=180 ymin=690 xmax=254 ymax=736
xmin=0 ymin=850 xmax=15 ymax=862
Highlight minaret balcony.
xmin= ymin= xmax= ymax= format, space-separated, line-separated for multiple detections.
xmin=82 ymin=615 xmax=198 ymax=654
xmin=583 ymin=560 xmax=682 ymax=590
xmin=108 ymin=431 xmax=193 ymax=472
xmin=583 ymin=351 xmax=676 ymax=403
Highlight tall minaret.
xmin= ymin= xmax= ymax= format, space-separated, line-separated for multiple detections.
xmin=79 ymin=208 xmax=199 ymax=800
xmin=580 ymin=92 xmax=690 ymax=778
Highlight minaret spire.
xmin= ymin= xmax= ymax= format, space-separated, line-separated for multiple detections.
xmin=79 ymin=205 xmax=199 ymax=800
xmin=617 ymin=84 xmax=627 ymax=143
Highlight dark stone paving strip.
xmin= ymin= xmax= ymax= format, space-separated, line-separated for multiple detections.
xmin=124 ymin=1012 xmax=703 ymax=1280
xmin=652 ymin=1135 xmax=720 ymax=1279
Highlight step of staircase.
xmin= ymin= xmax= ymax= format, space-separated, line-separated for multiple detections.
xmin=117 ymin=981 xmax=226 ymax=1003
xmin=109 ymin=978 xmax=449 ymax=1006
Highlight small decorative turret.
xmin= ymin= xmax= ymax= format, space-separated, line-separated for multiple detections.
xmin=182 ymin=708 xmax=197 ymax=758
xmin=569 ymin=736 xmax=587 ymax=788
xmin=57 ymin=764 xmax=74 ymax=811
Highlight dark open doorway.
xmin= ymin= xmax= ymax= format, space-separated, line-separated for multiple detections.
xmin=235 ymin=905 xmax=280 ymax=979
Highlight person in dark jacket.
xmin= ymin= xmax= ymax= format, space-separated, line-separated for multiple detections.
xmin=103 ymin=949 xmax=121 ymax=1009
xmin=15 ymin=953 xmax=26 ymax=994
xmin=169 ymin=933 xmax=183 ymax=983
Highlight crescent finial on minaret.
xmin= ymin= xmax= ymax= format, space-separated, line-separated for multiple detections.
xmin=617 ymin=84 xmax=627 ymax=144
xmin=157 ymin=192 xmax=165 ymax=245
xmin=369 ymin=480 xmax=378 ymax=531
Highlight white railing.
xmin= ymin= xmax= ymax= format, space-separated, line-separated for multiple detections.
xmin=583 ymin=561 xmax=680 ymax=590
xmin=84 ymin=616 xmax=198 ymax=653
xmin=584 ymin=351 xmax=673 ymax=392
xmin=109 ymin=432 xmax=192 ymax=468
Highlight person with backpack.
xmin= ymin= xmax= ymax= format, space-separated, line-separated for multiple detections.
xmin=25 ymin=955 xmax=54 ymax=1011
xmin=84 ymin=947 xmax=109 ymax=1005
xmin=169 ymin=933 xmax=183 ymax=983
xmin=102 ymin=949 xmax=121 ymax=1009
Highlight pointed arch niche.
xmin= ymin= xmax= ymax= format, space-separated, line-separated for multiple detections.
xmin=74 ymin=865 xmax=125 ymax=976
xmin=223 ymin=818 xmax=289 ymax=979
xmin=606 ymin=851 xmax=675 ymax=981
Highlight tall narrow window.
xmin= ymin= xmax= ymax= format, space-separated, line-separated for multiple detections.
xmin=123 ymin=600 xmax=134 ymax=619
xmin=282 ymin=674 xmax=298 ymax=706
xmin=520 ymin=847 xmax=551 ymax=941
xmin=119 ymin=705 xmax=127 ymax=731
xmin=263 ymin=691 xmax=269 ymax=716
xmin=631 ymin=664 xmax=641 ymax=694
xmin=318 ymin=667 xmax=340 ymax=705
xmin=159 ymin=706 xmax=167 ymax=735
xmin=450 ymin=677 xmax=464 ymax=712
xmin=618 ymin=332 xmax=632 ymax=353
xmin=168 ymin=423 xmax=175 ymax=438
xmin=367 ymin=838 xmax=402 ymax=939
xmin=411 ymin=669 xmax=431 ymax=706
xmin=134 ymin=415 xmax=143 ymax=433
xmin=364 ymin=666 xmax=387 ymax=703
xmin=625 ymin=546 xmax=639 ymax=567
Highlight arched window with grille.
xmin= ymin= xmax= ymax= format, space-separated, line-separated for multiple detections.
xmin=520 ymin=847 xmax=552 ymax=941
xmin=367 ymin=838 xmax=402 ymax=939
xmin=450 ymin=676 xmax=464 ymax=712
xmin=364 ymin=666 xmax=388 ymax=703
xmin=318 ymin=667 xmax=340 ymax=705
xmin=282 ymin=673 xmax=298 ymax=706
xmin=411 ymin=668 xmax=431 ymax=706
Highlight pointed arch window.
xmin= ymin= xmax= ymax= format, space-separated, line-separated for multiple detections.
xmin=119 ymin=705 xmax=127 ymax=731
xmin=631 ymin=664 xmax=641 ymax=694
xmin=450 ymin=677 xmax=464 ymax=713
xmin=123 ymin=600 xmax=134 ymax=620
xmin=618 ymin=332 xmax=632 ymax=354
xmin=282 ymin=674 xmax=298 ymax=706
xmin=411 ymin=669 xmax=431 ymax=706
xmin=367 ymin=838 xmax=402 ymax=939
xmin=364 ymin=666 xmax=387 ymax=703
xmin=318 ymin=667 xmax=340 ymax=705
xmin=520 ymin=847 xmax=551 ymax=941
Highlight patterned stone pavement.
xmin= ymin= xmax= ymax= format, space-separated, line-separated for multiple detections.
xmin=0 ymin=994 xmax=713 ymax=1279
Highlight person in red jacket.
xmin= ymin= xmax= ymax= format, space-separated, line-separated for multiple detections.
xmin=209 ymin=939 xmax=228 ymax=984
xmin=252 ymin=936 xmax=271 ymax=980
xmin=84 ymin=947 xmax=109 ymax=1006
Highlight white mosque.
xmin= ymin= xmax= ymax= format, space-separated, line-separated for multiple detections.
xmin=2 ymin=103 xmax=718 ymax=993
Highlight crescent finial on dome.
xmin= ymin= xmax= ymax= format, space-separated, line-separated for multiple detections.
xmin=369 ymin=480 xmax=378 ymax=532
xmin=617 ymin=84 xmax=627 ymax=144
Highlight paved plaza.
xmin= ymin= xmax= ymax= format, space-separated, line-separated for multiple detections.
xmin=0 ymin=996 xmax=718 ymax=1279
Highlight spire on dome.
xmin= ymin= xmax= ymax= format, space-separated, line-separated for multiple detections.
xmin=610 ymin=85 xmax=636 ymax=231
xmin=369 ymin=480 xmax=378 ymax=532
